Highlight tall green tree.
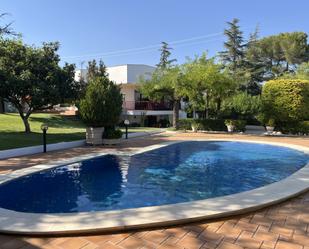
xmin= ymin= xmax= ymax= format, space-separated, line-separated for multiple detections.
xmin=156 ymin=42 xmax=177 ymax=69
xmin=87 ymin=59 xmax=108 ymax=81
xmin=0 ymin=39 xmax=79 ymax=133
xmin=249 ymin=32 xmax=309 ymax=79
xmin=79 ymin=71 xmax=123 ymax=129
xmin=183 ymin=54 xmax=236 ymax=118
xmin=219 ymin=18 xmax=245 ymax=74
xmin=140 ymin=66 xmax=184 ymax=128
xmin=242 ymin=26 xmax=264 ymax=95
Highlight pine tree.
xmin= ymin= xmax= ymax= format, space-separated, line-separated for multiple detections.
xmin=87 ymin=59 xmax=108 ymax=81
xmin=219 ymin=18 xmax=245 ymax=73
xmin=156 ymin=42 xmax=177 ymax=69
xmin=243 ymin=26 xmax=264 ymax=95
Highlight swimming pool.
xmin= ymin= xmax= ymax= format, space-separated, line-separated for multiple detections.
xmin=0 ymin=141 xmax=308 ymax=214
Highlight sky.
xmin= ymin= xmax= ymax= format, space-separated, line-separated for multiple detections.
xmin=1 ymin=0 xmax=309 ymax=68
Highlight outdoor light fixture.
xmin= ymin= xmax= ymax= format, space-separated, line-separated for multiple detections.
xmin=40 ymin=123 xmax=48 ymax=153
xmin=124 ymin=119 xmax=130 ymax=139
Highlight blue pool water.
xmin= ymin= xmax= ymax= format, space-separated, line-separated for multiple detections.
xmin=0 ymin=141 xmax=308 ymax=213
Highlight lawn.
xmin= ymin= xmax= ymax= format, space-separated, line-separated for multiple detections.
xmin=0 ymin=113 xmax=86 ymax=150
xmin=0 ymin=113 xmax=163 ymax=150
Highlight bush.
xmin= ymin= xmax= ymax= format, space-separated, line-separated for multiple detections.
xmin=178 ymin=119 xmax=192 ymax=130
xmin=79 ymin=76 xmax=123 ymax=127
xmin=178 ymin=119 xmax=226 ymax=131
xmin=277 ymin=121 xmax=309 ymax=135
xmin=103 ymin=128 xmax=123 ymax=139
xmin=222 ymin=93 xmax=261 ymax=119
xmin=261 ymin=79 xmax=309 ymax=125
xmin=234 ymin=120 xmax=247 ymax=132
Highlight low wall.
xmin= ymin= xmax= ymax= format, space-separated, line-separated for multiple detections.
xmin=0 ymin=130 xmax=164 ymax=160
xmin=0 ymin=140 xmax=86 ymax=160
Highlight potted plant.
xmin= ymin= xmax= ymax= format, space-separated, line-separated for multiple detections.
xmin=102 ymin=127 xmax=123 ymax=145
xmin=225 ymin=119 xmax=236 ymax=132
xmin=265 ymin=119 xmax=275 ymax=132
xmin=79 ymin=69 xmax=123 ymax=145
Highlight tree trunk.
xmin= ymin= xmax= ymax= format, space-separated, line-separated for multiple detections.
xmin=172 ymin=99 xmax=180 ymax=129
xmin=216 ymin=98 xmax=221 ymax=112
xmin=205 ymin=91 xmax=209 ymax=119
xmin=22 ymin=116 xmax=31 ymax=133
xmin=18 ymin=108 xmax=31 ymax=133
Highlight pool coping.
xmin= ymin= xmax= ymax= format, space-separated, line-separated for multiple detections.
xmin=0 ymin=138 xmax=308 ymax=235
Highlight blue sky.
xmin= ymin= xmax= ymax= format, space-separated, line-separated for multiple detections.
xmin=1 ymin=0 xmax=309 ymax=68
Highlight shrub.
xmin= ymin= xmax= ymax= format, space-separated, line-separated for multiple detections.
xmin=79 ymin=76 xmax=123 ymax=127
xmin=178 ymin=119 xmax=226 ymax=131
xmin=103 ymin=128 xmax=123 ymax=139
xmin=277 ymin=121 xmax=309 ymax=135
xmin=222 ymin=93 xmax=261 ymax=119
xmin=178 ymin=119 xmax=192 ymax=130
xmin=261 ymin=79 xmax=309 ymax=125
xmin=234 ymin=120 xmax=247 ymax=132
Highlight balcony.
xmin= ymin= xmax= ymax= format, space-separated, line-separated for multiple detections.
xmin=123 ymin=101 xmax=173 ymax=111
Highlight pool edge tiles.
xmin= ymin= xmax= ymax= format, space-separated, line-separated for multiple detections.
xmin=0 ymin=139 xmax=308 ymax=234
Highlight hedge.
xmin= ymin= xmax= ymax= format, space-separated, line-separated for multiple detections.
xmin=178 ymin=119 xmax=227 ymax=131
xmin=261 ymin=79 xmax=309 ymax=124
xmin=278 ymin=121 xmax=309 ymax=135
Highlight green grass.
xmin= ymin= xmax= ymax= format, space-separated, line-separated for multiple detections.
xmin=0 ymin=113 xmax=86 ymax=150
xmin=0 ymin=113 xmax=164 ymax=150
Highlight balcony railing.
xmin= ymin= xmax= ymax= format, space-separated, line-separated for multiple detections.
xmin=123 ymin=101 xmax=173 ymax=111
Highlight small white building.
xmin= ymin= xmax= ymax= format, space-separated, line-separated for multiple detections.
xmin=75 ymin=64 xmax=187 ymax=127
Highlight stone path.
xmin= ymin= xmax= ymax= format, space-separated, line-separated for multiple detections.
xmin=0 ymin=132 xmax=309 ymax=249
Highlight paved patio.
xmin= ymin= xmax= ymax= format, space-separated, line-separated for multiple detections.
xmin=0 ymin=132 xmax=309 ymax=249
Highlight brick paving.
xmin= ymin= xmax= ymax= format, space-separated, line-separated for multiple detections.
xmin=0 ymin=132 xmax=309 ymax=249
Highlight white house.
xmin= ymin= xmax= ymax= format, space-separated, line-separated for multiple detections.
xmin=75 ymin=64 xmax=187 ymax=127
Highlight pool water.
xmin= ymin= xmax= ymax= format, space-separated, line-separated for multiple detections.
xmin=0 ymin=141 xmax=308 ymax=213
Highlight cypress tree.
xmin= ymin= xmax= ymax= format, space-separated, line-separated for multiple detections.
xmin=156 ymin=41 xmax=177 ymax=69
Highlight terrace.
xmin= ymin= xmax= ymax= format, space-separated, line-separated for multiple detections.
xmin=0 ymin=132 xmax=308 ymax=249
xmin=123 ymin=100 xmax=173 ymax=111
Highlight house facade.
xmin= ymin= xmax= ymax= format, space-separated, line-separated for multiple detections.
xmin=75 ymin=64 xmax=187 ymax=127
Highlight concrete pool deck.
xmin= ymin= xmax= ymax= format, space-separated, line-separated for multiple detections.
xmin=0 ymin=132 xmax=309 ymax=248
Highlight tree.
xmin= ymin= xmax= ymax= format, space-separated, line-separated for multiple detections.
xmin=242 ymin=26 xmax=264 ymax=95
xmin=79 ymin=71 xmax=123 ymax=128
xmin=219 ymin=18 xmax=245 ymax=74
xmin=87 ymin=59 xmax=108 ymax=81
xmin=296 ymin=62 xmax=309 ymax=79
xmin=140 ymin=66 xmax=184 ymax=128
xmin=0 ymin=39 xmax=79 ymax=133
xmin=221 ymin=92 xmax=261 ymax=119
xmin=156 ymin=42 xmax=177 ymax=69
xmin=0 ymin=13 xmax=16 ymax=36
xmin=249 ymin=32 xmax=309 ymax=79
xmin=183 ymin=54 xmax=236 ymax=118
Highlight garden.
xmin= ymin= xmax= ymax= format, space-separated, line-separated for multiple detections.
xmin=0 ymin=18 xmax=309 ymax=150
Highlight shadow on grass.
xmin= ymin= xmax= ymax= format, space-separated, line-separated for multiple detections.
xmin=29 ymin=115 xmax=85 ymax=129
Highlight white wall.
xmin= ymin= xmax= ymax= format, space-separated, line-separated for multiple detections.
xmin=74 ymin=69 xmax=88 ymax=82
xmin=75 ymin=64 xmax=155 ymax=85
xmin=107 ymin=65 xmax=128 ymax=84
xmin=127 ymin=64 xmax=155 ymax=83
